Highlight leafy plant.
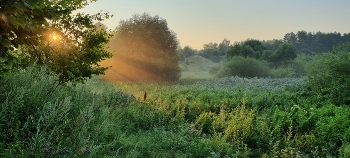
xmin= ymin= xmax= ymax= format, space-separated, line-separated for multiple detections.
xmin=107 ymin=13 xmax=180 ymax=82
xmin=0 ymin=0 xmax=113 ymax=83
xmin=217 ymin=56 xmax=271 ymax=78
xmin=305 ymin=42 xmax=350 ymax=105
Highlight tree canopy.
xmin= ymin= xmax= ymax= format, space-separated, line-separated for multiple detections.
xmin=269 ymin=42 xmax=298 ymax=66
xmin=0 ymin=0 xmax=112 ymax=83
xmin=178 ymin=46 xmax=197 ymax=61
xmin=198 ymin=39 xmax=229 ymax=62
xmin=226 ymin=39 xmax=266 ymax=59
xmin=105 ymin=13 xmax=180 ymax=82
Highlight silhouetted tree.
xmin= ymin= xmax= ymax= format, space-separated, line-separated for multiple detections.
xmin=0 ymin=0 xmax=112 ymax=83
xmin=109 ymin=13 xmax=180 ymax=82
xmin=218 ymin=38 xmax=230 ymax=55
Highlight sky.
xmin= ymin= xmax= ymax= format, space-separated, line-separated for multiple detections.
xmin=78 ymin=0 xmax=350 ymax=49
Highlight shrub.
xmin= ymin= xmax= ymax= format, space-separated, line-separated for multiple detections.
xmin=305 ymin=42 xmax=350 ymax=105
xmin=0 ymin=65 xmax=132 ymax=157
xmin=217 ymin=56 xmax=271 ymax=78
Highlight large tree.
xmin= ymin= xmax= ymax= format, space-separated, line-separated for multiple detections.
xmin=107 ymin=13 xmax=180 ymax=82
xmin=0 ymin=0 xmax=112 ymax=83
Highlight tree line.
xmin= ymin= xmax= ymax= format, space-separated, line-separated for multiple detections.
xmin=179 ymin=31 xmax=350 ymax=63
xmin=1 ymin=0 xmax=349 ymax=82
xmin=178 ymin=31 xmax=350 ymax=78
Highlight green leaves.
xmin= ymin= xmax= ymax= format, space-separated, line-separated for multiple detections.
xmin=108 ymin=13 xmax=180 ymax=82
xmin=0 ymin=38 xmax=11 ymax=48
xmin=305 ymin=42 xmax=350 ymax=105
xmin=14 ymin=2 xmax=25 ymax=10
xmin=24 ymin=0 xmax=36 ymax=9
xmin=0 ymin=0 xmax=113 ymax=83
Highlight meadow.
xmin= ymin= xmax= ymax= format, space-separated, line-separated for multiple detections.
xmin=1 ymin=64 xmax=350 ymax=157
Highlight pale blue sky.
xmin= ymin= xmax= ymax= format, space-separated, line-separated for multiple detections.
xmin=79 ymin=0 xmax=350 ymax=49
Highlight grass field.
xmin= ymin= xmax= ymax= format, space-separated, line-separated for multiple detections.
xmin=180 ymin=55 xmax=220 ymax=79
xmin=1 ymin=65 xmax=350 ymax=157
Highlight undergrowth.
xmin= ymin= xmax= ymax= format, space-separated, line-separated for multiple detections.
xmin=1 ymin=65 xmax=350 ymax=157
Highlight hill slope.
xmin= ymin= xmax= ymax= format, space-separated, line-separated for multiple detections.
xmin=180 ymin=55 xmax=220 ymax=79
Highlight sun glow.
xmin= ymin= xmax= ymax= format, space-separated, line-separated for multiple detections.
xmin=53 ymin=35 xmax=57 ymax=40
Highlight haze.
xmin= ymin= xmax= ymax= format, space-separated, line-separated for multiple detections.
xmin=79 ymin=0 xmax=350 ymax=49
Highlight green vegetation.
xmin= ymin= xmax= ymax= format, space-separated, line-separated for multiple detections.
xmin=217 ymin=56 xmax=271 ymax=78
xmin=2 ymin=42 xmax=350 ymax=156
xmin=212 ymin=39 xmax=298 ymax=78
xmin=181 ymin=31 xmax=349 ymax=79
xmin=180 ymin=55 xmax=218 ymax=79
xmin=105 ymin=13 xmax=180 ymax=82
xmin=305 ymin=42 xmax=350 ymax=105
xmin=1 ymin=1 xmax=350 ymax=157
xmin=0 ymin=0 xmax=113 ymax=83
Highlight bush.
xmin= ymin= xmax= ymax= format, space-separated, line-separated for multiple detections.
xmin=269 ymin=43 xmax=298 ymax=67
xmin=0 ymin=65 xmax=132 ymax=157
xmin=305 ymin=42 xmax=350 ymax=105
xmin=217 ymin=56 xmax=271 ymax=78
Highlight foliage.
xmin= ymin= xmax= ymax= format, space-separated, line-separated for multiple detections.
xmin=4 ymin=65 xmax=350 ymax=157
xmin=269 ymin=42 xmax=298 ymax=66
xmin=108 ymin=13 xmax=180 ymax=82
xmin=284 ymin=30 xmax=350 ymax=54
xmin=270 ymin=54 xmax=311 ymax=78
xmin=0 ymin=0 xmax=112 ymax=83
xmin=270 ymin=67 xmax=296 ymax=78
xmin=217 ymin=56 xmax=271 ymax=78
xmin=0 ymin=65 xmax=132 ymax=157
xmin=199 ymin=42 xmax=221 ymax=62
xmin=243 ymin=39 xmax=267 ymax=56
xmin=178 ymin=46 xmax=196 ymax=61
xmin=226 ymin=44 xmax=255 ymax=58
xmin=218 ymin=38 xmax=231 ymax=55
xmin=226 ymin=39 xmax=266 ymax=59
xmin=198 ymin=39 xmax=229 ymax=62
xmin=305 ymin=42 xmax=350 ymax=105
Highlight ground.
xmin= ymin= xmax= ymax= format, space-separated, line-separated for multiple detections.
xmin=180 ymin=55 xmax=220 ymax=79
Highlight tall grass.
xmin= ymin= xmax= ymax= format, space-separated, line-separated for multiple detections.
xmin=0 ymin=65 xmax=131 ymax=157
xmin=1 ymin=65 xmax=350 ymax=157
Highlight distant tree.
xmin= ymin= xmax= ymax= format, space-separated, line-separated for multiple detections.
xmin=226 ymin=44 xmax=255 ymax=58
xmin=218 ymin=38 xmax=230 ymax=55
xmin=181 ymin=46 xmax=196 ymax=58
xmin=283 ymin=32 xmax=297 ymax=44
xmin=244 ymin=39 xmax=266 ymax=52
xmin=269 ymin=43 xmax=298 ymax=66
xmin=296 ymin=30 xmax=308 ymax=44
xmin=109 ymin=13 xmax=180 ymax=82
xmin=203 ymin=42 xmax=218 ymax=50
xmin=243 ymin=39 xmax=267 ymax=58
xmin=262 ymin=39 xmax=284 ymax=52
xmin=283 ymin=30 xmax=350 ymax=55
xmin=261 ymin=50 xmax=274 ymax=61
xmin=226 ymin=39 xmax=267 ymax=59
xmin=200 ymin=42 xmax=221 ymax=62
xmin=0 ymin=0 xmax=113 ymax=83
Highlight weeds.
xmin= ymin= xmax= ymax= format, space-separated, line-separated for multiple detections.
xmin=1 ymin=65 xmax=349 ymax=157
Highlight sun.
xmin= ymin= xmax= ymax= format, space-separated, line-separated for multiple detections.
xmin=53 ymin=35 xmax=57 ymax=40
